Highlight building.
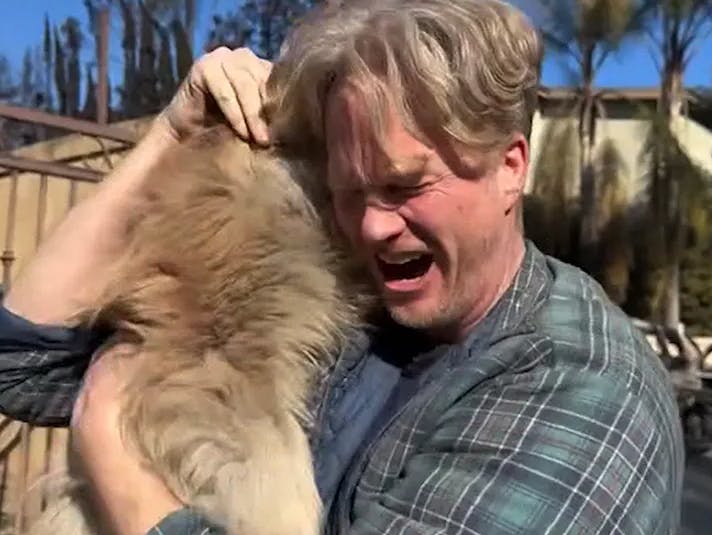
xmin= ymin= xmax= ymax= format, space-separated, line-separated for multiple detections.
xmin=527 ymin=86 xmax=712 ymax=202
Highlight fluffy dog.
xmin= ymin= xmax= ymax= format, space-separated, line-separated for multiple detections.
xmin=25 ymin=125 xmax=369 ymax=535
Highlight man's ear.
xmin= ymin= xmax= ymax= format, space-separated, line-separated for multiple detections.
xmin=499 ymin=133 xmax=528 ymax=215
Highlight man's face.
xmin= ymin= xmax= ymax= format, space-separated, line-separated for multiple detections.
xmin=325 ymin=85 xmax=527 ymax=336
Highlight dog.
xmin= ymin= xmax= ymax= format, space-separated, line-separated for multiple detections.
xmin=25 ymin=124 xmax=370 ymax=535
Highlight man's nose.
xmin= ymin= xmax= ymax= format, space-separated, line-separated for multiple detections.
xmin=360 ymin=201 xmax=405 ymax=244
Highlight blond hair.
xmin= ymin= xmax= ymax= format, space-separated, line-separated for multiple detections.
xmin=266 ymin=0 xmax=543 ymax=160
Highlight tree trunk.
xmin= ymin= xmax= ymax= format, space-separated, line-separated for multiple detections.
xmin=43 ymin=16 xmax=53 ymax=111
xmin=578 ymin=46 xmax=597 ymax=273
xmin=138 ymin=2 xmax=159 ymax=114
xmin=660 ymin=63 xmax=684 ymax=330
xmin=157 ymin=28 xmax=176 ymax=103
xmin=119 ymin=0 xmax=137 ymax=117
xmin=53 ymin=27 xmax=67 ymax=115
xmin=184 ymin=0 xmax=195 ymax=53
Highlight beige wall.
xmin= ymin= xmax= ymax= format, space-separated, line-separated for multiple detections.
xmin=526 ymin=112 xmax=712 ymax=206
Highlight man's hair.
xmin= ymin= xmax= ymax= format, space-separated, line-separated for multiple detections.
xmin=266 ymin=0 xmax=543 ymax=160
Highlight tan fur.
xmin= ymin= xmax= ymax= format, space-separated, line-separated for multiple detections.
xmin=26 ymin=125 xmax=370 ymax=535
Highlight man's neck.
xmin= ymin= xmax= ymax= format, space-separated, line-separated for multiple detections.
xmin=428 ymin=235 xmax=527 ymax=344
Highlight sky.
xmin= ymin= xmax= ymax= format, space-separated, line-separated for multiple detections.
xmin=0 ymin=0 xmax=234 ymax=95
xmin=0 ymin=0 xmax=710 ymax=105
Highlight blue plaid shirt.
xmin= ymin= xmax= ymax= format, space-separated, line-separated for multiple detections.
xmin=0 ymin=241 xmax=685 ymax=534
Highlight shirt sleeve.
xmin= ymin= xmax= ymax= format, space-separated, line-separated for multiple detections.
xmin=146 ymin=508 xmax=226 ymax=535
xmin=0 ymin=299 xmax=108 ymax=426
xmin=346 ymin=369 xmax=684 ymax=535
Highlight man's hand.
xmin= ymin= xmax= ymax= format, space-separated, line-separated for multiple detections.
xmin=159 ymin=46 xmax=273 ymax=145
xmin=71 ymin=343 xmax=183 ymax=535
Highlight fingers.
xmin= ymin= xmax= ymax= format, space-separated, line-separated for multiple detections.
xmin=201 ymin=63 xmax=250 ymax=140
xmin=257 ymin=57 xmax=274 ymax=103
xmin=194 ymin=47 xmax=273 ymax=146
xmin=222 ymin=61 xmax=271 ymax=145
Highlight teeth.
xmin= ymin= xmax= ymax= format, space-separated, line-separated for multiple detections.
xmin=378 ymin=253 xmax=426 ymax=265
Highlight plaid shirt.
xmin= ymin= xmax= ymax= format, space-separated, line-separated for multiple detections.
xmin=0 ymin=242 xmax=685 ymax=534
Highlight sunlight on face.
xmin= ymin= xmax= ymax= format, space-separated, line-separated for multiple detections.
xmin=325 ymin=83 xmax=528 ymax=340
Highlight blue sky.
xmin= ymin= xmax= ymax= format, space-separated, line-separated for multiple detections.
xmin=0 ymin=0 xmax=233 ymax=94
xmin=0 ymin=0 xmax=710 ymax=105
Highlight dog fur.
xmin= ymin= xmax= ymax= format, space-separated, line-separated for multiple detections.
xmin=25 ymin=125 xmax=369 ymax=535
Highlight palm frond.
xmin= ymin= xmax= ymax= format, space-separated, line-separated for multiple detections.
xmin=537 ymin=0 xmax=646 ymax=63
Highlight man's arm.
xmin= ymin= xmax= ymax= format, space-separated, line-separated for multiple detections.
xmin=2 ymin=122 xmax=177 ymax=327
xmin=0 ymin=110 xmax=178 ymax=427
xmin=0 ymin=299 xmax=105 ymax=425
xmin=346 ymin=370 xmax=684 ymax=535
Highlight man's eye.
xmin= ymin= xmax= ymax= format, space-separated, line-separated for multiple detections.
xmin=383 ymin=184 xmax=422 ymax=197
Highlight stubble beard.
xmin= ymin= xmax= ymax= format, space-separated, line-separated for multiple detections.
xmin=385 ymin=240 xmax=495 ymax=336
xmin=383 ymin=283 xmax=471 ymax=333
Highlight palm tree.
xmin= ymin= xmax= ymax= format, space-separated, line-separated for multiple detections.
xmin=536 ymin=0 xmax=647 ymax=272
xmin=595 ymin=137 xmax=632 ymax=305
xmin=640 ymin=113 xmax=712 ymax=328
xmin=525 ymin=118 xmax=579 ymax=263
xmin=642 ymin=0 xmax=712 ymax=329
xmin=528 ymin=118 xmax=634 ymax=303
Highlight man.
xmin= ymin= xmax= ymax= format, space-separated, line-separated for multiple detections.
xmin=0 ymin=0 xmax=684 ymax=534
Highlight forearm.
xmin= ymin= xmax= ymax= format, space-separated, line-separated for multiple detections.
xmin=3 ymin=117 xmax=178 ymax=326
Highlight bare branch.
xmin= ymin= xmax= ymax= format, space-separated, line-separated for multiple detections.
xmin=541 ymin=29 xmax=581 ymax=62
xmin=644 ymin=24 xmax=664 ymax=51
xmin=686 ymin=24 xmax=712 ymax=60
xmin=680 ymin=6 xmax=712 ymax=52
xmin=593 ymin=43 xmax=616 ymax=72
xmin=645 ymin=40 xmax=663 ymax=74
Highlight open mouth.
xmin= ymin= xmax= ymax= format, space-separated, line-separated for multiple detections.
xmin=376 ymin=253 xmax=434 ymax=282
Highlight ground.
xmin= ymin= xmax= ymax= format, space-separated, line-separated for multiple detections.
xmin=682 ymin=450 xmax=712 ymax=534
